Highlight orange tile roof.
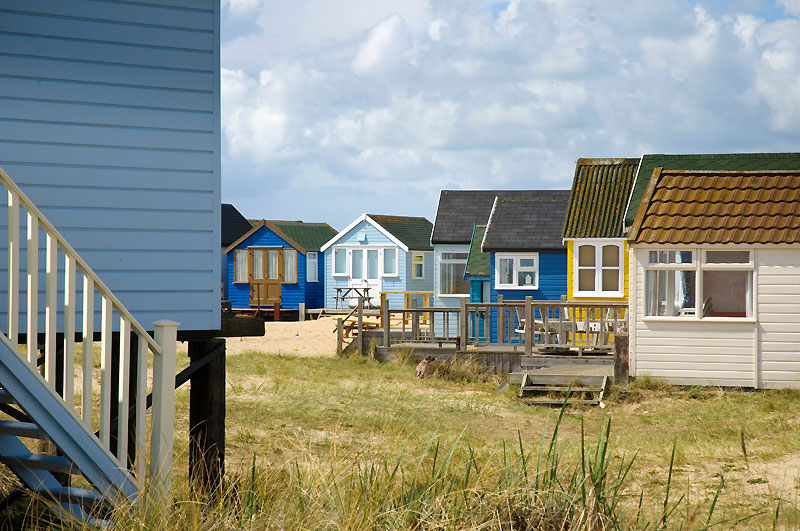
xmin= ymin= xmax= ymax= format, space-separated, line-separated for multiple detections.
xmin=629 ymin=169 xmax=800 ymax=245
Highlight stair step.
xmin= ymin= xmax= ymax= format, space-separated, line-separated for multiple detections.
xmin=38 ymin=486 xmax=104 ymax=506
xmin=0 ymin=420 xmax=48 ymax=440
xmin=523 ymin=398 xmax=600 ymax=405
xmin=520 ymin=386 xmax=602 ymax=393
xmin=1 ymin=454 xmax=78 ymax=475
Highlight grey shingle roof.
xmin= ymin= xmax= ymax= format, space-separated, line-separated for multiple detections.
xmin=482 ymin=192 xmax=571 ymax=251
xmin=221 ymin=203 xmax=253 ymax=247
xmin=432 ymin=190 xmax=560 ymax=244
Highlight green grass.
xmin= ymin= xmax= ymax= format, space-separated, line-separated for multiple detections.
xmin=4 ymin=351 xmax=800 ymax=529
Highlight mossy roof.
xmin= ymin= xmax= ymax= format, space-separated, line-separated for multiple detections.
xmin=465 ymin=225 xmax=489 ymax=278
xmin=624 ymin=153 xmax=800 ymax=227
xmin=368 ymin=214 xmax=433 ymax=251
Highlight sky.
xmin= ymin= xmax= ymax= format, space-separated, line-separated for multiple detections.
xmin=220 ymin=0 xmax=800 ymax=229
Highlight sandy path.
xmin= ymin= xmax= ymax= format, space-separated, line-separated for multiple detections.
xmin=178 ymin=317 xmax=340 ymax=358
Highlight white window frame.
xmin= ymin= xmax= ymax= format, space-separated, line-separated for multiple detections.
xmin=332 ymin=247 xmax=348 ymax=277
xmin=572 ymin=239 xmax=624 ymax=298
xmin=332 ymin=246 xmax=399 ymax=279
xmin=494 ymin=253 xmax=539 ymax=290
xmin=643 ymin=247 xmax=755 ymax=321
xmin=306 ymin=252 xmax=318 ymax=283
xmin=439 ymin=250 xmax=469 ymax=297
xmin=381 ymin=247 xmax=399 ymax=278
xmin=411 ymin=252 xmax=425 ymax=280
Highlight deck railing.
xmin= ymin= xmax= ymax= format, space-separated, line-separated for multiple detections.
xmin=1 ymin=166 xmax=177 ymax=495
xmin=380 ymin=296 xmax=627 ymax=355
xmin=379 ymin=290 xmax=434 ymax=328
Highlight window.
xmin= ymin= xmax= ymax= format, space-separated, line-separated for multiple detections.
xmin=306 ymin=252 xmax=318 ymax=282
xmin=367 ymin=249 xmax=379 ymax=279
xmin=644 ymin=249 xmax=753 ymax=319
xmin=234 ymin=250 xmax=248 ymax=283
xmin=252 ymin=249 xmax=264 ymax=280
xmin=383 ymin=248 xmax=397 ymax=276
xmin=351 ymin=249 xmax=364 ymax=280
xmin=283 ymin=249 xmax=297 ymax=283
xmin=412 ymin=253 xmax=424 ymax=279
xmin=267 ymin=250 xmax=280 ymax=280
xmin=574 ymin=241 xmax=623 ymax=296
xmin=440 ymin=252 xmax=469 ymax=295
xmin=333 ymin=247 xmax=347 ymax=276
xmin=495 ymin=254 xmax=539 ymax=289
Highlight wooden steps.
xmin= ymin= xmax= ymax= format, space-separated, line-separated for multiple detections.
xmin=518 ymin=373 xmax=607 ymax=407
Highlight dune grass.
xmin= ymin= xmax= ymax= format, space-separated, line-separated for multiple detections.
xmin=3 ymin=350 xmax=800 ymax=528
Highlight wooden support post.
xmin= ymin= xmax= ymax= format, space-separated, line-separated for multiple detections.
xmin=299 ymin=302 xmax=305 ymax=322
xmin=614 ymin=332 xmax=629 ymax=385
xmin=273 ymin=301 xmax=281 ymax=322
xmin=497 ymin=294 xmax=505 ymax=344
xmin=459 ymin=297 xmax=467 ymax=352
xmin=336 ymin=318 xmax=344 ymax=356
xmin=357 ymin=296 xmax=365 ymax=356
xmin=151 ymin=320 xmax=179 ymax=499
xmin=189 ymin=338 xmax=226 ymax=494
xmin=380 ymin=293 xmax=387 ymax=328
xmin=383 ymin=299 xmax=390 ymax=348
xmin=524 ymin=296 xmax=533 ymax=357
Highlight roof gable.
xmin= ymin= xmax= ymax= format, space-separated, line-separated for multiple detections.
xmin=367 ymin=214 xmax=432 ymax=251
xmin=432 ymin=190 xmax=568 ymax=244
xmin=465 ymin=225 xmax=489 ymax=278
xmin=629 ymin=169 xmax=800 ymax=245
xmin=625 ymin=152 xmax=800 ymax=228
xmin=221 ymin=203 xmax=253 ymax=247
xmin=563 ymin=158 xmax=639 ymax=239
xmin=482 ymin=191 xmax=571 ymax=251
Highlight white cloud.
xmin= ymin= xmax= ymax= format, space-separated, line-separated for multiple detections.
xmin=352 ymin=14 xmax=413 ymax=76
xmin=777 ymin=0 xmax=800 ymax=15
xmin=220 ymin=0 xmax=800 ymax=227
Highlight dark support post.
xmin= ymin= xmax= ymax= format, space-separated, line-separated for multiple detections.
xmin=127 ymin=332 xmax=139 ymax=469
xmin=357 ymin=296 xmax=365 ymax=356
xmin=614 ymin=332 xmax=629 ymax=385
xmin=336 ymin=318 xmax=344 ymax=356
xmin=273 ymin=302 xmax=281 ymax=322
xmin=188 ymin=338 xmax=226 ymax=493
xmin=459 ymin=297 xmax=467 ymax=352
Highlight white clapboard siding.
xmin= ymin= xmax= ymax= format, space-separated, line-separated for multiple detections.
xmin=758 ymin=250 xmax=800 ymax=389
xmin=0 ymin=0 xmax=220 ymax=332
xmin=630 ymin=249 xmax=757 ymax=387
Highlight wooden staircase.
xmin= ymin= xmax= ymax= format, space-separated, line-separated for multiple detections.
xmin=0 ymin=167 xmax=178 ymax=526
xmin=518 ymin=373 xmax=608 ymax=406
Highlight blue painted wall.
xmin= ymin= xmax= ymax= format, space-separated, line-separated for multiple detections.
xmin=225 ymin=225 xmax=325 ymax=310
xmin=0 ymin=1 xmax=220 ymax=332
xmin=488 ymin=251 xmax=567 ymax=342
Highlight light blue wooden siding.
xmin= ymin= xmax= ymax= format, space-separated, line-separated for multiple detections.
xmin=489 ymin=251 xmax=567 ymax=342
xmin=324 ymin=219 xmax=406 ymax=308
xmin=0 ymin=1 xmax=220 ymax=332
xmin=432 ymin=244 xmax=469 ymax=336
xmin=225 ymin=227 xmax=309 ymax=311
xmin=404 ymin=251 xmax=434 ymax=295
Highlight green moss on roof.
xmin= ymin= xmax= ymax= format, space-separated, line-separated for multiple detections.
xmin=624 ymin=153 xmax=800 ymax=227
xmin=465 ymin=225 xmax=489 ymax=278
xmin=368 ymin=214 xmax=433 ymax=251
xmin=563 ymin=158 xmax=639 ymax=239
xmin=270 ymin=221 xmax=338 ymax=252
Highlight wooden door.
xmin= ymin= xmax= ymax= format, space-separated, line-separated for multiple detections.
xmin=249 ymin=248 xmax=282 ymax=307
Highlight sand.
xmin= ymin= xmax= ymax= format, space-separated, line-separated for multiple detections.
xmin=178 ymin=317 xmax=341 ymax=358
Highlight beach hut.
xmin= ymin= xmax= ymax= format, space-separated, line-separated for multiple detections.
xmin=562 ymin=158 xmax=639 ymax=302
xmin=224 ymin=220 xmax=337 ymax=313
xmin=625 ymin=154 xmax=800 ymax=388
xmin=321 ymin=214 xmax=433 ymax=308
xmin=481 ymin=193 xmax=571 ymax=340
xmin=221 ymin=203 xmax=255 ymax=289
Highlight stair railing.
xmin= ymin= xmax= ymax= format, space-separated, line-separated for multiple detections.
xmin=0 ymin=166 xmax=178 ymax=496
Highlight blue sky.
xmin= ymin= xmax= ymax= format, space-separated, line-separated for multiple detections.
xmin=220 ymin=0 xmax=800 ymax=229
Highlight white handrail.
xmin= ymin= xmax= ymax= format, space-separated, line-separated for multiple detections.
xmin=0 ymin=166 xmax=162 ymax=356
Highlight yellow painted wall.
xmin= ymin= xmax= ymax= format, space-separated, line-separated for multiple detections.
xmin=566 ymin=240 xmax=629 ymax=302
